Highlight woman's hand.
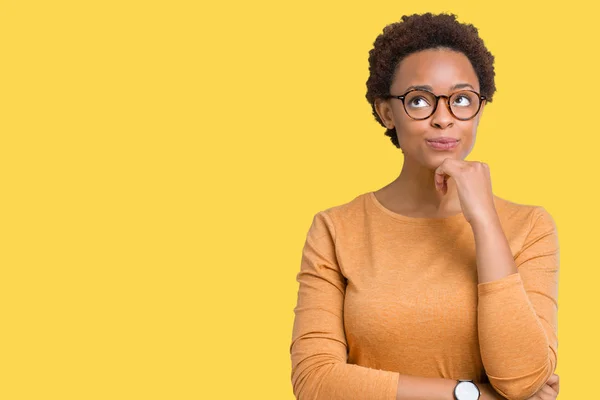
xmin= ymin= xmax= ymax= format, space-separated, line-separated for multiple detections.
xmin=434 ymin=158 xmax=496 ymax=226
xmin=478 ymin=374 xmax=560 ymax=399
xmin=524 ymin=373 xmax=560 ymax=399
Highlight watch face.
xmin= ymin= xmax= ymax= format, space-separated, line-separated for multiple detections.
xmin=455 ymin=381 xmax=479 ymax=400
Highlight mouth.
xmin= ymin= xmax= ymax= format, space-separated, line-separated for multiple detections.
xmin=425 ymin=139 xmax=460 ymax=151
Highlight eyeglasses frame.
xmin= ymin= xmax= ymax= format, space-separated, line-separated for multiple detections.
xmin=385 ymin=88 xmax=487 ymax=121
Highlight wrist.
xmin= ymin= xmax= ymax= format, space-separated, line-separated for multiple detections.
xmin=469 ymin=213 xmax=501 ymax=232
xmin=476 ymin=383 xmax=503 ymax=400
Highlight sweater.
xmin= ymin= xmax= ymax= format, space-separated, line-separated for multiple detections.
xmin=290 ymin=191 xmax=559 ymax=400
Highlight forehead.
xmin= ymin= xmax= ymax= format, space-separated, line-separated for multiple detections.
xmin=392 ymin=48 xmax=480 ymax=93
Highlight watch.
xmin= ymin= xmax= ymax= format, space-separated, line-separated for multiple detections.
xmin=453 ymin=379 xmax=481 ymax=400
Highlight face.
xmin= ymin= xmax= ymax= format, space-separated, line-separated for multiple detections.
xmin=375 ymin=48 xmax=486 ymax=170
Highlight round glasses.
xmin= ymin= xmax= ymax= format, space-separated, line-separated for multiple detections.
xmin=386 ymin=89 xmax=486 ymax=121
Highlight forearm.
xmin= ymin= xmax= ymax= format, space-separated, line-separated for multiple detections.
xmin=471 ymin=211 xmax=557 ymax=399
xmin=395 ymin=374 xmax=502 ymax=400
xmin=471 ymin=215 xmax=517 ymax=284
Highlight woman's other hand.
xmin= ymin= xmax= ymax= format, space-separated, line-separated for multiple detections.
xmin=524 ymin=373 xmax=560 ymax=399
xmin=478 ymin=374 xmax=559 ymax=399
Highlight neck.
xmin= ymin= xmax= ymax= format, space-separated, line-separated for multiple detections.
xmin=389 ymin=158 xmax=461 ymax=213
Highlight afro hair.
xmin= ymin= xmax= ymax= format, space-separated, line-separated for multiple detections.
xmin=365 ymin=12 xmax=496 ymax=148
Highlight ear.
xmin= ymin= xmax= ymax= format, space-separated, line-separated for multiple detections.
xmin=374 ymin=98 xmax=395 ymax=130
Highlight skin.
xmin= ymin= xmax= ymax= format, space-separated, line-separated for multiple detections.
xmin=373 ymin=48 xmax=560 ymax=400
xmin=373 ymin=47 xmax=485 ymax=218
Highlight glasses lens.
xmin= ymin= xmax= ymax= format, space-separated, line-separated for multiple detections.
xmin=404 ymin=90 xmax=436 ymax=119
xmin=403 ymin=90 xmax=482 ymax=120
xmin=450 ymin=91 xmax=481 ymax=120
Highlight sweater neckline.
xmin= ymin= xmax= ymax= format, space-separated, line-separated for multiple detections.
xmin=367 ymin=191 xmax=467 ymax=225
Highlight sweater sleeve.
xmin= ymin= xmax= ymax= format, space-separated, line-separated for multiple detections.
xmin=290 ymin=211 xmax=399 ymax=400
xmin=477 ymin=206 xmax=560 ymax=400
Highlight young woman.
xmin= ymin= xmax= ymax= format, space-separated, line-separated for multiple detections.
xmin=290 ymin=13 xmax=560 ymax=400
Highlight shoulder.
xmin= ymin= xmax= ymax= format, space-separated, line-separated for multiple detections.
xmin=307 ymin=192 xmax=372 ymax=240
xmin=493 ymin=194 xmax=558 ymax=236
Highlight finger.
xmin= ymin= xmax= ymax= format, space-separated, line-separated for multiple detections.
xmin=434 ymin=159 xmax=452 ymax=183
xmin=524 ymin=393 xmax=542 ymax=400
xmin=434 ymin=159 xmax=460 ymax=192
xmin=539 ymin=383 xmax=558 ymax=399
xmin=438 ymin=176 xmax=449 ymax=195
xmin=434 ymin=170 xmax=446 ymax=191
xmin=545 ymin=374 xmax=558 ymax=385
xmin=549 ymin=380 xmax=559 ymax=395
xmin=546 ymin=374 xmax=559 ymax=394
xmin=434 ymin=172 xmax=448 ymax=194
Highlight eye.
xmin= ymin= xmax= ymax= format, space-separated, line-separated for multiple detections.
xmin=452 ymin=95 xmax=472 ymax=107
xmin=409 ymin=96 xmax=430 ymax=108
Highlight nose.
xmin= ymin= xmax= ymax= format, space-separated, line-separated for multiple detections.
xmin=430 ymin=96 xmax=454 ymax=129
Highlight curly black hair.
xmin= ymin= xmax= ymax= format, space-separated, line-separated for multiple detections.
xmin=365 ymin=12 xmax=496 ymax=148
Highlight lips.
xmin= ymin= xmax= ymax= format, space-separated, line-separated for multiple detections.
xmin=426 ymin=139 xmax=460 ymax=151
xmin=427 ymin=138 xmax=459 ymax=144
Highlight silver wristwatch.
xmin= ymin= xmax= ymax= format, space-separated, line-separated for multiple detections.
xmin=453 ymin=379 xmax=481 ymax=400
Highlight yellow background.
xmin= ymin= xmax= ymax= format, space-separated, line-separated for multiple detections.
xmin=0 ymin=1 xmax=596 ymax=399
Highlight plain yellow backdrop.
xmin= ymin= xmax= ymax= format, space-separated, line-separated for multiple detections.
xmin=0 ymin=1 xmax=597 ymax=399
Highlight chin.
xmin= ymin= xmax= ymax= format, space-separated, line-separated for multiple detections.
xmin=426 ymin=152 xmax=464 ymax=168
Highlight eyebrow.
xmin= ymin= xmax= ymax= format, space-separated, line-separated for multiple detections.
xmin=404 ymin=83 xmax=475 ymax=92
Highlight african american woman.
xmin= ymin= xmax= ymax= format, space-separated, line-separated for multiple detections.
xmin=290 ymin=12 xmax=560 ymax=400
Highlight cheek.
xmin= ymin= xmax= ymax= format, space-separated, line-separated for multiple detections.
xmin=458 ymin=125 xmax=478 ymax=155
xmin=394 ymin=122 xmax=422 ymax=149
xmin=395 ymin=119 xmax=427 ymax=138
xmin=394 ymin=121 xmax=431 ymax=148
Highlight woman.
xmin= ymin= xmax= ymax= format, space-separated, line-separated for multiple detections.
xmin=290 ymin=13 xmax=560 ymax=400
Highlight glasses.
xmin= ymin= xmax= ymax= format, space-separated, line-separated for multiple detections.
xmin=386 ymin=89 xmax=486 ymax=121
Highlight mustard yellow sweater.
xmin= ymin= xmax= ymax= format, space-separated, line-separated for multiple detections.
xmin=290 ymin=191 xmax=559 ymax=400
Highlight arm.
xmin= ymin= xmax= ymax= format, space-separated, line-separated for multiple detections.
xmin=472 ymin=207 xmax=559 ymax=400
xmin=290 ymin=211 xmax=398 ymax=399
xmin=290 ymin=212 xmax=506 ymax=400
